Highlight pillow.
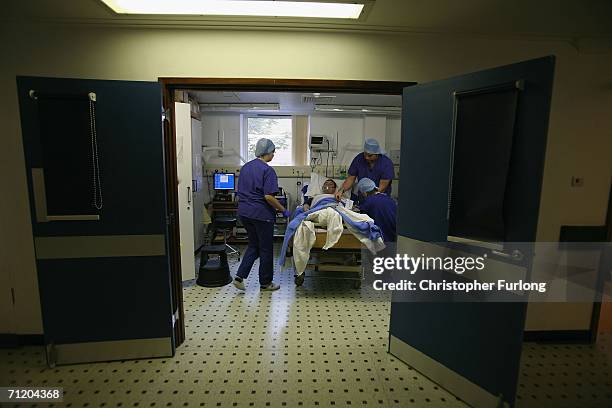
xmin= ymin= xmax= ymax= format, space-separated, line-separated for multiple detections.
xmin=305 ymin=173 xmax=350 ymax=198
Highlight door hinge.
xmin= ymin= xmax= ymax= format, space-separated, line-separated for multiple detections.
xmin=166 ymin=214 xmax=175 ymax=226
xmin=162 ymin=108 xmax=171 ymax=123
xmin=11 ymin=288 xmax=15 ymax=305
xmin=45 ymin=342 xmax=57 ymax=368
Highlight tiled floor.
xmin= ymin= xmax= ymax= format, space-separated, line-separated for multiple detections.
xmin=1 ymin=248 xmax=611 ymax=407
xmin=518 ymin=333 xmax=612 ymax=408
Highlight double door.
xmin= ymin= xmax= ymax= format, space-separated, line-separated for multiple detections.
xmin=17 ymin=77 xmax=176 ymax=365
xmin=391 ymin=56 xmax=555 ymax=407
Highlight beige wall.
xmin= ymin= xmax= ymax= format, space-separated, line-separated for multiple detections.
xmin=1 ymin=23 xmax=611 ymax=334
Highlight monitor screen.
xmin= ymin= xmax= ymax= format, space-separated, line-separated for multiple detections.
xmin=214 ymin=173 xmax=235 ymax=190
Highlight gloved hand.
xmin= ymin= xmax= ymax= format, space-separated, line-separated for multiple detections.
xmin=282 ymin=209 xmax=291 ymax=218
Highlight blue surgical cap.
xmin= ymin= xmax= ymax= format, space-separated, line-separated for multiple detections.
xmin=255 ymin=138 xmax=276 ymax=157
xmin=357 ymin=178 xmax=377 ymax=194
xmin=364 ymin=138 xmax=385 ymax=155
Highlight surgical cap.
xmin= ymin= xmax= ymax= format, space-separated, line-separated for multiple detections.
xmin=255 ymin=138 xmax=276 ymax=157
xmin=357 ymin=178 xmax=377 ymax=194
xmin=363 ymin=138 xmax=385 ymax=155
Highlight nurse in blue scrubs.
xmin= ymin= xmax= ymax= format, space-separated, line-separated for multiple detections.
xmin=233 ymin=138 xmax=290 ymax=292
xmin=335 ymin=138 xmax=395 ymax=203
xmin=356 ymin=178 xmax=397 ymax=243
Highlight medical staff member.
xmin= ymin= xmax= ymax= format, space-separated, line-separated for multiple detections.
xmin=335 ymin=138 xmax=394 ymax=202
xmin=233 ymin=138 xmax=290 ymax=292
xmin=357 ymin=178 xmax=397 ymax=243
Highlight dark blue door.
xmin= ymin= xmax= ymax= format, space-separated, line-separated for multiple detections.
xmin=389 ymin=56 xmax=555 ymax=407
xmin=17 ymin=77 xmax=175 ymax=365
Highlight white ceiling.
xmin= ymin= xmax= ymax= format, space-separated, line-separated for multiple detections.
xmin=5 ymin=0 xmax=612 ymax=40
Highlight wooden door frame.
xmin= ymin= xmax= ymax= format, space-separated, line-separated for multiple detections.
xmin=590 ymin=180 xmax=612 ymax=342
xmin=158 ymin=77 xmax=415 ymax=347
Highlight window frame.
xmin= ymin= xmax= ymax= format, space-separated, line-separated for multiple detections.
xmin=242 ymin=114 xmax=296 ymax=166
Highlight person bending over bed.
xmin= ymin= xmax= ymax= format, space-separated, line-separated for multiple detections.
xmin=357 ymin=178 xmax=397 ymax=243
xmin=303 ymin=179 xmax=337 ymax=211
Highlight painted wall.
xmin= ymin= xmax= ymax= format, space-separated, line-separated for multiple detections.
xmin=310 ymin=114 xmax=366 ymax=166
xmin=199 ymin=112 xmax=401 ymax=210
xmin=386 ymin=118 xmax=402 ymax=154
xmin=1 ymin=22 xmax=611 ymax=334
xmin=200 ymin=112 xmax=401 ymax=167
xmin=201 ymin=113 xmax=243 ymax=166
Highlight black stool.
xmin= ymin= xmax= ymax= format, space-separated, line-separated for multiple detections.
xmin=214 ymin=216 xmax=240 ymax=260
xmin=196 ymin=245 xmax=232 ymax=287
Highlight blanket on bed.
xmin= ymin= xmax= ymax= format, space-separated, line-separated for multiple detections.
xmin=278 ymin=196 xmax=385 ymax=275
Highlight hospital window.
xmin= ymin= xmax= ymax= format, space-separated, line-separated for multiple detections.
xmin=244 ymin=116 xmax=294 ymax=165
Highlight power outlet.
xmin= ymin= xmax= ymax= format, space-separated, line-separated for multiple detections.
xmin=571 ymin=176 xmax=584 ymax=187
xmin=389 ymin=149 xmax=401 ymax=164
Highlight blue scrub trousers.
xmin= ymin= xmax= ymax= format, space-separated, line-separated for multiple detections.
xmin=236 ymin=216 xmax=275 ymax=286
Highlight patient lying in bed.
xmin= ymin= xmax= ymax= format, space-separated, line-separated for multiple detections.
xmin=303 ymin=178 xmax=337 ymax=211
xmin=301 ymin=178 xmax=353 ymax=212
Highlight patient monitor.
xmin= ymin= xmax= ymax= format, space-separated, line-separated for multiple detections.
xmin=214 ymin=172 xmax=235 ymax=190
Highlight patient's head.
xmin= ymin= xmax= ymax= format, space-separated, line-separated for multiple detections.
xmin=322 ymin=179 xmax=337 ymax=194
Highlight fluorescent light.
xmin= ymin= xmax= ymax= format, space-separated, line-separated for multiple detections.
xmin=315 ymin=105 xmax=401 ymax=115
xmin=101 ymin=1 xmax=365 ymax=19
xmin=200 ymin=103 xmax=280 ymax=111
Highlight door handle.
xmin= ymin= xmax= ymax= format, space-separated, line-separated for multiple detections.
xmin=490 ymin=249 xmax=524 ymax=261
xmin=187 ymin=186 xmax=192 ymax=205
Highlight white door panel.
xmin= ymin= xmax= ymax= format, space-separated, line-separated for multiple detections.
xmin=191 ymin=118 xmax=204 ymax=250
xmin=175 ymin=103 xmax=195 ymax=281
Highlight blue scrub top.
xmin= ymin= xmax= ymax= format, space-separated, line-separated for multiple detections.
xmin=236 ymin=158 xmax=279 ymax=222
xmin=348 ymin=153 xmax=395 ymax=196
xmin=360 ymin=193 xmax=397 ymax=243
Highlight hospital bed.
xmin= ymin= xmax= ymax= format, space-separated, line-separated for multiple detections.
xmin=287 ymin=227 xmax=364 ymax=288
xmin=282 ymin=172 xmax=383 ymax=289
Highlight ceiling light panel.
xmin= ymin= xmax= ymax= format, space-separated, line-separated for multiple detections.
xmin=314 ymin=105 xmax=401 ymax=115
xmin=101 ymin=1 xmax=365 ymax=19
xmin=199 ymin=103 xmax=280 ymax=111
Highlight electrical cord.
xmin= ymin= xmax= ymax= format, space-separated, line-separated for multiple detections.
xmin=89 ymin=93 xmax=103 ymax=210
xmin=325 ymin=139 xmax=330 ymax=177
xmin=296 ymin=179 xmax=300 ymax=206
xmin=206 ymin=171 xmax=213 ymax=202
